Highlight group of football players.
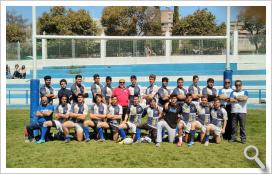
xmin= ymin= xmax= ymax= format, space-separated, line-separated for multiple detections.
xmin=24 ymin=73 xmax=248 ymax=147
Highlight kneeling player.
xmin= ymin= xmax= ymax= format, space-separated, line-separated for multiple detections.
xmin=62 ymin=94 xmax=88 ymax=142
xmin=204 ymin=98 xmax=228 ymax=146
xmin=107 ymin=96 xmax=123 ymax=141
xmin=137 ymin=98 xmax=162 ymax=143
xmin=118 ymin=95 xmax=144 ymax=143
xmin=193 ymin=95 xmax=211 ymax=143
xmin=178 ymin=93 xmax=198 ymax=147
xmin=41 ymin=95 xmax=71 ymax=141
xmin=83 ymin=94 xmax=107 ymax=142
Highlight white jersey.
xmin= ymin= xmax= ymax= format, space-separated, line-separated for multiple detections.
xmin=218 ymin=88 xmax=234 ymax=107
xmin=230 ymin=90 xmax=248 ymax=113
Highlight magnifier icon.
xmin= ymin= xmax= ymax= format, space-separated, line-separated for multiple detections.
xmin=244 ymin=145 xmax=265 ymax=169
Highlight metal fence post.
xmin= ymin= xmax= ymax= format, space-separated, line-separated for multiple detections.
xmin=259 ymin=89 xmax=261 ymax=104
xmin=17 ymin=41 xmax=21 ymax=60
xmin=26 ymin=90 xmax=29 ymax=104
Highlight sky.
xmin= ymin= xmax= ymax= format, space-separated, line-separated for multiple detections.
xmin=6 ymin=6 xmax=242 ymax=25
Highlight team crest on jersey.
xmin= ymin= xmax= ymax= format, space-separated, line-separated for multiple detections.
xmin=182 ymin=104 xmax=190 ymax=113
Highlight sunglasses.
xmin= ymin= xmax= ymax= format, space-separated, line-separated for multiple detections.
xmin=119 ymin=82 xmax=125 ymax=84
xmin=235 ymin=84 xmax=241 ymax=86
xmin=225 ymin=81 xmax=230 ymax=84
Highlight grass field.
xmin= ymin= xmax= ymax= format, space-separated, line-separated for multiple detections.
xmin=6 ymin=109 xmax=266 ymax=168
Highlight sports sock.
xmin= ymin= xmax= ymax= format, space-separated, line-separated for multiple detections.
xmin=98 ymin=127 xmax=105 ymax=140
xmin=136 ymin=128 xmax=141 ymax=141
xmin=83 ymin=127 xmax=90 ymax=139
xmin=40 ymin=127 xmax=48 ymax=141
xmin=119 ymin=128 xmax=126 ymax=140
xmin=205 ymin=134 xmax=210 ymax=142
xmin=190 ymin=130 xmax=196 ymax=143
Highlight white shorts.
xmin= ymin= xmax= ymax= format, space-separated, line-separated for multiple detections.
xmin=210 ymin=124 xmax=221 ymax=136
xmin=126 ymin=121 xmax=137 ymax=134
xmin=66 ymin=121 xmax=83 ymax=132
xmin=53 ymin=120 xmax=64 ymax=133
xmin=195 ymin=121 xmax=207 ymax=133
xmin=179 ymin=120 xmax=191 ymax=133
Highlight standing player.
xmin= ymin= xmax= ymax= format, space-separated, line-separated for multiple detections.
xmin=204 ymin=98 xmax=228 ymax=146
xmin=106 ymin=96 xmax=123 ymax=141
xmin=62 ymin=94 xmax=88 ymax=143
xmin=202 ymin=78 xmax=217 ymax=104
xmin=112 ymin=79 xmax=130 ymax=121
xmin=41 ymin=95 xmax=71 ymax=142
xmin=118 ymin=95 xmax=144 ymax=143
xmin=40 ymin=75 xmax=56 ymax=104
xmin=188 ymin=75 xmax=202 ymax=105
xmin=156 ymin=94 xmax=181 ymax=147
xmin=102 ymin=76 xmax=113 ymax=105
xmin=178 ymin=93 xmax=198 ymax=147
xmin=71 ymin=75 xmax=89 ymax=103
xmin=91 ymin=74 xmax=103 ymax=102
xmin=83 ymin=94 xmax=107 ymax=142
xmin=58 ymin=79 xmax=72 ymax=103
xmin=127 ymin=75 xmax=141 ymax=106
xmin=157 ymin=77 xmax=171 ymax=107
xmin=218 ymin=79 xmax=233 ymax=140
xmin=229 ymin=80 xmax=248 ymax=144
xmin=24 ymin=96 xmax=54 ymax=143
xmin=172 ymin=77 xmax=187 ymax=106
xmin=142 ymin=74 xmax=159 ymax=106
xmin=137 ymin=98 xmax=162 ymax=143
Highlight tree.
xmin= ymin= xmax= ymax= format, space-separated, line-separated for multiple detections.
xmin=172 ymin=9 xmax=226 ymax=36
xmin=6 ymin=10 xmax=28 ymax=42
xmin=101 ymin=6 xmax=161 ymax=36
xmin=37 ymin=6 xmax=97 ymax=35
xmin=238 ymin=6 xmax=266 ymax=53
xmin=173 ymin=6 xmax=180 ymax=25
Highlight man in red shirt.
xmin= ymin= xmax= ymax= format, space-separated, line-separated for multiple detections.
xmin=112 ymin=79 xmax=130 ymax=121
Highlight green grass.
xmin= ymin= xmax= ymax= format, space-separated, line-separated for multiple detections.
xmin=6 ymin=109 xmax=266 ymax=168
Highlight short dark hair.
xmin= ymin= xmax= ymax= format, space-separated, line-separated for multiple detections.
xmin=133 ymin=95 xmax=139 ymax=99
xmin=193 ymin=75 xmax=199 ymax=80
xmin=77 ymin=93 xmax=84 ymax=98
xmin=93 ymin=74 xmax=100 ymax=79
xmin=207 ymin=78 xmax=214 ymax=83
xmin=177 ymin=77 xmax=184 ymax=82
xmin=162 ymin=77 xmax=169 ymax=82
xmin=60 ymin=79 xmax=67 ymax=85
xmin=44 ymin=75 xmax=51 ymax=80
xmin=214 ymin=97 xmax=220 ymax=103
xmin=75 ymin=74 xmax=82 ymax=79
xmin=170 ymin=94 xmax=178 ymax=98
xmin=235 ymin=80 xmax=242 ymax=85
xmin=186 ymin=93 xmax=192 ymax=98
xmin=201 ymin=95 xmax=208 ymax=99
xmin=95 ymin=94 xmax=103 ymax=99
xmin=130 ymin=75 xmax=137 ymax=80
xmin=106 ymin=76 xmax=112 ymax=81
xmin=149 ymin=74 xmax=156 ymax=80
xmin=111 ymin=95 xmax=117 ymax=99
xmin=61 ymin=94 xmax=68 ymax=99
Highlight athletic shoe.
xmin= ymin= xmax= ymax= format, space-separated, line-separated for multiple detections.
xmin=36 ymin=139 xmax=45 ymax=144
xmin=85 ymin=138 xmax=91 ymax=142
xmin=229 ymin=139 xmax=236 ymax=143
xmin=163 ymin=134 xmax=168 ymax=139
xmin=134 ymin=139 xmax=141 ymax=144
xmin=187 ymin=142 xmax=194 ymax=147
xmin=97 ymin=139 xmax=105 ymax=142
xmin=64 ymin=138 xmax=71 ymax=143
xmin=177 ymin=141 xmax=182 ymax=147
xmin=155 ymin=143 xmax=160 ymax=147
xmin=118 ymin=140 xmax=124 ymax=144
xmin=241 ymin=139 xmax=246 ymax=144
xmin=204 ymin=141 xmax=209 ymax=146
